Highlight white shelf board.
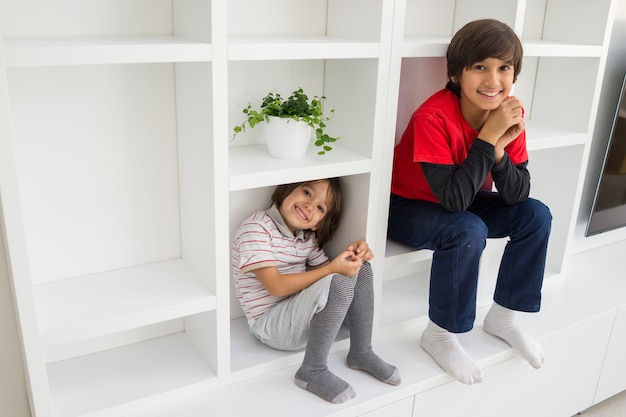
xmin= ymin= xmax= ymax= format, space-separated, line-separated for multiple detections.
xmin=229 ymin=144 xmax=372 ymax=191
xmin=402 ymin=36 xmax=602 ymax=58
xmin=401 ymin=37 xmax=603 ymax=59
xmin=35 ymin=259 xmax=216 ymax=347
xmin=384 ymin=240 xmax=432 ymax=264
xmin=230 ymin=317 xmax=304 ymax=372
xmin=522 ymin=39 xmax=603 ymax=57
xmin=47 ymin=332 xmax=217 ymax=417
xmin=525 ymin=121 xmax=587 ymax=151
xmin=3 ymin=36 xmax=212 ymax=67
xmin=228 ymin=35 xmax=380 ymax=60
xmin=401 ymin=36 xmax=449 ymax=57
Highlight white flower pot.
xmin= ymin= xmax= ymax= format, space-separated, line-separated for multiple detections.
xmin=263 ymin=116 xmax=313 ymax=159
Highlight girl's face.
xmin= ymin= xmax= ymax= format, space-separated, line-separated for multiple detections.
xmin=279 ymin=181 xmax=331 ymax=233
xmin=457 ymin=56 xmax=515 ymax=117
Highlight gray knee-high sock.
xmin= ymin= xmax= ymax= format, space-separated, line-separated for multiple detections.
xmin=346 ymin=262 xmax=401 ymax=385
xmin=295 ymin=276 xmax=356 ymax=404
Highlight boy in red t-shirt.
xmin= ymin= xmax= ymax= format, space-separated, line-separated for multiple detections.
xmin=389 ymin=19 xmax=552 ymax=384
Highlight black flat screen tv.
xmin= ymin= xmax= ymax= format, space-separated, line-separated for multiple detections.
xmin=586 ymin=71 xmax=626 ymax=236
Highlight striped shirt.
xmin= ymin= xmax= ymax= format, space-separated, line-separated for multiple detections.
xmin=231 ymin=204 xmax=329 ymax=325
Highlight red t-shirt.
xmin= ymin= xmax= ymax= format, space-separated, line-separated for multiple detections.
xmin=391 ymin=89 xmax=528 ymax=203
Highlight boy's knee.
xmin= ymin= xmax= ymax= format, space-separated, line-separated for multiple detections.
xmin=446 ymin=215 xmax=488 ymax=244
xmin=524 ymin=199 xmax=552 ymax=230
xmin=536 ymin=200 xmax=552 ymax=224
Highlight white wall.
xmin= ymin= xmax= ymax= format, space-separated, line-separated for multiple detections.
xmin=0 ymin=216 xmax=30 ymax=417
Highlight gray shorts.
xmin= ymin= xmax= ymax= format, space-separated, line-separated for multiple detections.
xmin=250 ymin=273 xmax=356 ymax=351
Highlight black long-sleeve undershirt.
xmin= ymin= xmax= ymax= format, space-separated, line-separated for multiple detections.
xmin=421 ymin=139 xmax=530 ymax=212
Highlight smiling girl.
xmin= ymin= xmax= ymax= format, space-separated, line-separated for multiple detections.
xmin=388 ymin=19 xmax=552 ymax=385
xmin=232 ymin=178 xmax=400 ymax=403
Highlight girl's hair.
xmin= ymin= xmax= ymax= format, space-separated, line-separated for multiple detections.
xmin=446 ymin=19 xmax=523 ymax=96
xmin=271 ymin=177 xmax=342 ymax=247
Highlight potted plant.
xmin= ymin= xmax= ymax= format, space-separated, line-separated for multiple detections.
xmin=231 ymin=87 xmax=339 ymax=158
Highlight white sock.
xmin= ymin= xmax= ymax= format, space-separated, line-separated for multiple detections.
xmin=483 ymin=302 xmax=544 ymax=369
xmin=420 ymin=320 xmax=483 ymax=385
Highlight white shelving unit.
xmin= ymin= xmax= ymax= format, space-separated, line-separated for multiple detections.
xmin=0 ymin=1 xmax=622 ymax=416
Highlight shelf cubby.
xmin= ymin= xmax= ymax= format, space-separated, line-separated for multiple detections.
xmin=35 ymin=259 xmax=216 ymax=350
xmin=6 ymin=63 xmax=183 ymax=283
xmin=46 ymin=330 xmax=217 ymax=417
xmin=522 ymin=56 xmax=601 ymax=133
xmin=227 ymin=58 xmax=383 ymax=158
xmin=523 ymin=0 xmax=614 ymax=47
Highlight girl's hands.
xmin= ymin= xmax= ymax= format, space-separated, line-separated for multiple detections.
xmin=347 ymin=240 xmax=374 ymax=261
xmin=328 ymin=240 xmax=374 ymax=277
xmin=329 ymin=250 xmax=363 ymax=277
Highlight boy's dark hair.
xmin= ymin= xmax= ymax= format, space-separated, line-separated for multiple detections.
xmin=446 ymin=19 xmax=523 ymax=96
xmin=271 ymin=177 xmax=342 ymax=247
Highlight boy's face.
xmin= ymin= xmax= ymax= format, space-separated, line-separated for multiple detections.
xmin=457 ymin=57 xmax=515 ymax=112
xmin=279 ymin=181 xmax=330 ymax=233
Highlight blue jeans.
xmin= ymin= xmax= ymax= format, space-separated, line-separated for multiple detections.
xmin=388 ymin=191 xmax=552 ymax=333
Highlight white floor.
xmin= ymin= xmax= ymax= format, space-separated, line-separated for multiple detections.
xmin=575 ymin=390 xmax=626 ymax=416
